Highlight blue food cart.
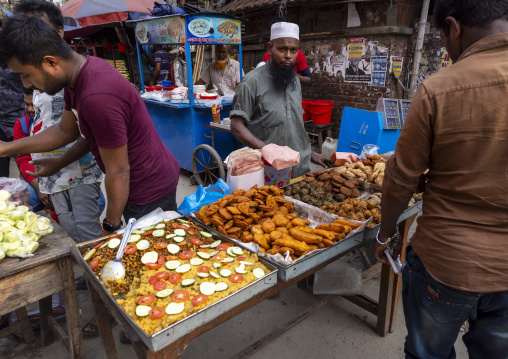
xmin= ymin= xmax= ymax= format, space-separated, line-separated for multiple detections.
xmin=130 ymin=13 xmax=243 ymax=184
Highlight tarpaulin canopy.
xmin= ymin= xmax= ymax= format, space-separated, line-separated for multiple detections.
xmin=60 ymin=0 xmax=154 ymax=27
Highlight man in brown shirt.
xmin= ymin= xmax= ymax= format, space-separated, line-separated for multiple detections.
xmin=375 ymin=1 xmax=508 ymax=358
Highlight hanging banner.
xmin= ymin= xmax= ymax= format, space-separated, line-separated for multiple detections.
xmin=440 ymin=48 xmax=452 ymax=70
xmin=135 ymin=16 xmax=186 ymax=45
xmin=186 ymin=16 xmax=241 ymax=45
xmin=390 ymin=56 xmax=403 ymax=78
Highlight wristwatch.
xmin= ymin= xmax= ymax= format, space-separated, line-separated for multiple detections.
xmin=376 ymin=229 xmax=401 ymax=249
xmin=102 ymin=218 xmax=123 ymax=233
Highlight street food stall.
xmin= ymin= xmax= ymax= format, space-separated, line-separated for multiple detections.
xmin=130 ymin=14 xmax=243 ymax=183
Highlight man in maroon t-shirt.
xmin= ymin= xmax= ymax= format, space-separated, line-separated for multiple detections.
xmin=0 ymin=15 xmax=180 ymax=232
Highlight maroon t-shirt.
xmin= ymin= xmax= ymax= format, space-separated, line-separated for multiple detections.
xmin=64 ymin=56 xmax=179 ymax=206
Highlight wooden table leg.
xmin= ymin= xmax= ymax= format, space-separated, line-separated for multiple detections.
xmin=39 ymin=295 xmax=54 ymax=345
xmin=14 ymin=306 xmax=36 ymax=343
xmin=59 ymin=256 xmax=82 ymax=359
xmin=147 ymin=341 xmax=188 ymax=359
xmin=86 ymin=276 xmax=119 ymax=359
xmin=376 ymin=263 xmax=395 ymax=336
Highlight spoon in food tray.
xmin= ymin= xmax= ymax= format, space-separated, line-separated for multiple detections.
xmin=101 ymin=218 xmax=136 ymax=283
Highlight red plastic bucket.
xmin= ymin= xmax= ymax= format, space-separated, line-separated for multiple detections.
xmin=309 ymin=100 xmax=334 ymax=125
xmin=302 ymin=99 xmax=312 ymax=122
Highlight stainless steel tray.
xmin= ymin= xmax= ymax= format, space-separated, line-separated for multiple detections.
xmin=74 ymin=220 xmax=278 ymax=353
xmin=192 ymin=217 xmax=365 ymax=282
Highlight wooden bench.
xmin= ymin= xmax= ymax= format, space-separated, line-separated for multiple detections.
xmin=304 ymin=122 xmax=333 ymax=151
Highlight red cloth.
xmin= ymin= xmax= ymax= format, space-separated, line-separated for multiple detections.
xmin=13 ymin=114 xmax=36 ymax=184
xmin=64 ymin=56 xmax=180 ymax=206
xmin=262 ymin=49 xmax=309 ymax=73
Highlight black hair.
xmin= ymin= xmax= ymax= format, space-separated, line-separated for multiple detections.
xmin=14 ymin=0 xmax=64 ymax=30
xmin=434 ymin=0 xmax=508 ymax=35
xmin=22 ymin=87 xmax=34 ymax=95
xmin=0 ymin=15 xmax=74 ymax=68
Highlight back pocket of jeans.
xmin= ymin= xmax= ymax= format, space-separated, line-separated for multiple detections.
xmin=420 ymin=272 xmax=477 ymax=324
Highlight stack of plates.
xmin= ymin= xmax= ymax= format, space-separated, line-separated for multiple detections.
xmin=105 ymin=59 xmax=130 ymax=82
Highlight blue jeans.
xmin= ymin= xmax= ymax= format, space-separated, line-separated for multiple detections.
xmin=402 ymin=246 xmax=508 ymax=359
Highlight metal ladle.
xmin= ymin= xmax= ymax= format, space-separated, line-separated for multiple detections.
xmin=101 ymin=218 xmax=136 ymax=282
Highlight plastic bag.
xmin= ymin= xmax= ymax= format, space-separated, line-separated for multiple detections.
xmin=359 ymin=144 xmax=379 ymax=159
xmin=203 ymin=96 xmax=223 ymax=109
xmin=0 ymin=178 xmax=30 ymax=206
xmin=177 ymin=179 xmax=231 ymax=217
xmin=219 ymin=83 xmax=235 ymax=97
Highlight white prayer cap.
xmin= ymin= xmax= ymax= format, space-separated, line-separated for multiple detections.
xmin=270 ymin=22 xmax=299 ymax=41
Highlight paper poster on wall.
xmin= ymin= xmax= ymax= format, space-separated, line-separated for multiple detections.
xmin=347 ymin=3 xmax=361 ymax=28
xmin=440 ymin=48 xmax=452 ymax=70
xmin=346 ymin=39 xmax=371 ymax=83
xmin=390 ymin=56 xmax=404 ymax=78
xmin=370 ymin=72 xmax=386 ymax=87
xmin=370 ymin=55 xmax=388 ymax=86
xmin=323 ymin=47 xmax=346 ymax=77
xmin=135 ymin=16 xmax=186 ymax=44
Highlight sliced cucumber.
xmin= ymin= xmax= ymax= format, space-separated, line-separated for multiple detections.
xmin=175 ymin=264 xmax=191 ymax=273
xmin=174 ymin=229 xmax=186 ymax=237
xmin=152 ymin=229 xmax=165 ymax=237
xmin=220 ymin=269 xmax=232 ymax=277
xmin=200 ymin=244 xmax=211 ymax=248
xmin=253 ymin=268 xmax=265 ymax=279
xmin=227 ymin=247 xmax=237 ymax=257
xmin=200 ymin=282 xmax=216 ymax=295
xmin=221 ymin=257 xmax=234 ymax=263
xmin=239 ymin=261 xmax=253 ymax=266
xmin=213 ymin=263 xmax=221 ymax=269
xmin=155 ymin=223 xmax=166 ymax=229
xmin=100 ymin=241 xmax=109 ymax=249
xmin=196 ymin=252 xmax=210 ymax=260
xmin=215 ymin=282 xmax=229 ymax=292
xmin=156 ymin=289 xmax=173 ymax=298
xmin=131 ymin=230 xmax=144 ymax=235
xmin=232 ymin=247 xmax=244 ymax=256
xmin=200 ymin=231 xmax=213 ymax=238
xmin=83 ymin=248 xmax=95 ymax=261
xmin=165 ymin=260 xmax=181 ymax=270
xmin=235 ymin=265 xmax=247 ymax=274
xmin=166 ymin=302 xmax=185 ymax=315
xmin=209 ymin=250 xmax=219 ymax=257
xmin=128 ymin=234 xmax=141 ymax=243
xmin=209 ymin=240 xmax=221 ymax=248
xmin=167 ymin=244 xmax=180 ymax=254
xmin=137 ymin=240 xmax=151 ymax=250
xmin=173 ymin=236 xmax=185 ymax=243
xmin=197 ymin=272 xmax=209 ymax=278
xmin=141 ymin=225 xmax=154 ymax=231
xmin=181 ymin=279 xmax=195 ymax=287
xmin=177 ymin=219 xmax=191 ymax=224
xmin=190 ymin=258 xmax=204 ymax=266
xmin=135 ymin=305 xmax=151 ymax=317
xmin=166 ymin=233 xmax=177 ymax=239
xmin=108 ymin=238 xmax=121 ymax=249
xmin=141 ymin=251 xmax=159 ymax=264
xmin=210 ymin=271 xmax=220 ymax=279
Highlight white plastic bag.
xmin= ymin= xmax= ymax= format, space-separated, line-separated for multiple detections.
xmin=359 ymin=144 xmax=379 ymax=159
xmin=0 ymin=178 xmax=30 ymax=206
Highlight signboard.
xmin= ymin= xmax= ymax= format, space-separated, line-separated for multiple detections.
xmin=135 ymin=16 xmax=186 ymax=44
xmin=390 ymin=56 xmax=403 ymax=78
xmin=186 ymin=16 xmax=241 ymax=45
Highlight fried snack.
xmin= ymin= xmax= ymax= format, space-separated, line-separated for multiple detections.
xmin=266 ymin=195 xmax=276 ymax=208
xmin=334 ymin=218 xmax=361 ymax=229
xmin=273 ymin=214 xmax=289 ymax=227
xmin=322 ymin=239 xmax=334 ymax=247
xmin=267 ymin=246 xmax=280 ymax=255
xmin=278 ymin=247 xmax=294 ymax=256
xmin=269 ymin=231 xmax=283 ymax=241
xmin=226 ymin=206 xmax=241 ymax=215
xmin=251 ymin=225 xmax=264 ymax=235
xmin=316 ymin=223 xmax=348 ymax=233
xmin=261 ymin=219 xmax=276 ymax=233
xmin=308 ymin=244 xmax=319 ymax=251
xmin=272 ymin=235 xmax=310 ymax=253
xmin=275 ymin=226 xmax=288 ymax=234
xmin=297 ymin=227 xmax=336 ymax=240
xmin=224 ymin=220 xmax=234 ymax=230
xmin=289 ymin=228 xmax=323 ymax=244
xmin=218 ymin=208 xmax=232 ymax=220
xmin=291 ymin=218 xmax=310 ymax=227
xmin=253 ymin=233 xmax=270 ymax=250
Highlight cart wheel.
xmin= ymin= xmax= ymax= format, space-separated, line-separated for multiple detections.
xmin=191 ymin=144 xmax=226 ymax=186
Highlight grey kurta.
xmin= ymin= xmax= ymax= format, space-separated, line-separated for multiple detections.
xmin=230 ymin=64 xmax=311 ymax=178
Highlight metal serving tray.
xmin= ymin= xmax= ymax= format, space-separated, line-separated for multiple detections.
xmin=192 ymin=217 xmax=365 ymax=282
xmin=74 ymin=220 xmax=278 ymax=353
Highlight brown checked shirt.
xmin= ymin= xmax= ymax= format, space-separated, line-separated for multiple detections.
xmin=386 ymin=33 xmax=508 ymax=292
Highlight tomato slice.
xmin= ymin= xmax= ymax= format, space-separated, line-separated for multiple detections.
xmin=166 ymin=255 xmax=179 ymax=261
xmin=179 ymin=251 xmax=194 ymax=260
xmin=177 ymin=242 xmax=188 ymax=247
xmin=191 ymin=294 xmax=208 ymax=306
xmin=124 ymin=244 xmax=138 ymax=254
xmin=230 ymin=274 xmax=244 ymax=283
xmin=197 ymin=265 xmax=210 ymax=273
xmin=212 ymin=254 xmax=224 ymax=262
xmin=155 ymin=271 xmax=171 ymax=280
xmin=190 ymin=225 xmax=201 ymax=230
xmin=146 ymin=262 xmax=162 ymax=270
xmin=148 ymin=275 xmax=159 ymax=285
xmin=137 ymin=294 xmax=156 ymax=305
xmin=187 ymin=229 xmax=195 ymax=236
xmin=148 ymin=307 xmax=165 ymax=319
xmin=153 ymin=280 xmax=167 ymax=291
xmin=154 ymin=242 xmax=168 ymax=249
xmin=157 ymin=255 xmax=165 ymax=266
xmin=216 ymin=244 xmax=228 ymax=251
xmin=142 ymin=230 xmax=154 ymax=236
xmin=172 ymin=223 xmax=190 ymax=230
xmin=169 ymin=273 xmax=182 ymax=285
xmin=93 ymin=241 xmax=105 ymax=250
xmin=171 ymin=289 xmax=190 ymax=303
xmin=110 ymin=234 xmax=121 ymax=239
xmin=89 ymin=257 xmax=99 ymax=270
xmin=191 ymin=237 xmax=204 ymax=246
xmin=236 ymin=256 xmax=247 ymax=262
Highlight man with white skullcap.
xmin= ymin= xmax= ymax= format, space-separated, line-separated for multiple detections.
xmin=230 ymin=22 xmax=332 ymax=177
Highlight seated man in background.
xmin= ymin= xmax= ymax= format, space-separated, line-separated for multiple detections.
xmin=196 ymin=44 xmax=242 ymax=96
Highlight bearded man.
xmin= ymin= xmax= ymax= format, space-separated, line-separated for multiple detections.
xmin=196 ymin=44 xmax=241 ymax=95
xmin=230 ymin=22 xmax=332 ymax=178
